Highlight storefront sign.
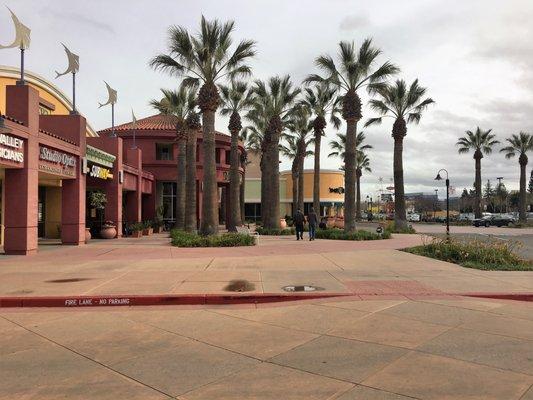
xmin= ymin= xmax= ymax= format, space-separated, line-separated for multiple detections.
xmin=0 ymin=133 xmax=24 ymax=163
xmin=89 ymin=164 xmax=113 ymax=180
xmin=39 ymin=146 xmax=77 ymax=177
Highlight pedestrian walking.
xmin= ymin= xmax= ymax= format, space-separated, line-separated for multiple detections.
xmin=307 ymin=207 xmax=318 ymax=241
xmin=293 ymin=208 xmax=305 ymax=240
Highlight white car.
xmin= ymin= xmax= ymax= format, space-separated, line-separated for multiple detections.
xmin=407 ymin=213 xmax=421 ymax=222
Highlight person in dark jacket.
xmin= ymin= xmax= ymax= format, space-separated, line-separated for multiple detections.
xmin=307 ymin=207 xmax=318 ymax=241
xmin=293 ymin=208 xmax=305 ymax=240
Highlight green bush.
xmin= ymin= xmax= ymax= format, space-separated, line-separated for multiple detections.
xmin=170 ymin=230 xmax=256 ymax=247
xmin=404 ymin=238 xmax=533 ymax=271
xmin=385 ymin=221 xmax=416 ymax=234
xmin=256 ymin=227 xmax=295 ymax=235
xmin=129 ymin=222 xmax=144 ymax=232
xmin=315 ymin=228 xmax=391 ymax=241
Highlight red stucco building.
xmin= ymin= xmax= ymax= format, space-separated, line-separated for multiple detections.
xmin=98 ymin=114 xmax=244 ymax=228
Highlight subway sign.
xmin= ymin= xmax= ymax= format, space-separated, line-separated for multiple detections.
xmin=89 ymin=164 xmax=113 ymax=180
xmin=0 ymin=133 xmax=24 ymax=163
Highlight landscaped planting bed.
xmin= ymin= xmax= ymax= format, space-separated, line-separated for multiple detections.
xmin=170 ymin=230 xmax=256 ymax=247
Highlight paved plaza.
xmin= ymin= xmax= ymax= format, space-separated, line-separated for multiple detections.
xmin=1 ymin=231 xmax=533 ymax=399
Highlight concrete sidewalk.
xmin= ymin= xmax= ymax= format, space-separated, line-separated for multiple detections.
xmin=2 ymin=297 xmax=533 ymax=399
xmin=1 ymin=234 xmax=532 ymax=299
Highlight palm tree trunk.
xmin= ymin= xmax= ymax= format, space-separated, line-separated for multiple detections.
xmin=344 ymin=119 xmax=357 ymax=232
xmin=298 ymin=154 xmax=304 ymax=212
xmin=185 ymin=130 xmax=197 ymax=232
xmin=520 ymin=161 xmax=527 ymax=222
xmin=393 ymin=136 xmax=407 ymax=229
xmin=200 ymin=110 xmax=218 ymax=235
xmin=240 ymin=168 xmax=246 ymax=224
xmin=292 ymin=167 xmax=298 ymax=216
xmin=356 ymin=171 xmax=361 ymax=221
xmin=263 ymin=126 xmax=280 ymax=230
xmin=260 ymin=153 xmax=269 ymax=225
xmin=313 ymin=130 xmax=321 ymax=216
xmin=174 ymin=139 xmax=186 ymax=229
xmin=228 ymin=129 xmax=241 ymax=231
xmin=474 ymin=156 xmax=482 ymax=218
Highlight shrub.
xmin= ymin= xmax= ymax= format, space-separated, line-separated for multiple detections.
xmin=129 ymin=222 xmax=144 ymax=232
xmin=170 ymin=230 xmax=256 ymax=247
xmin=315 ymin=228 xmax=391 ymax=241
xmin=256 ymin=227 xmax=295 ymax=235
xmin=404 ymin=238 xmax=533 ymax=271
xmin=385 ymin=221 xmax=416 ymax=234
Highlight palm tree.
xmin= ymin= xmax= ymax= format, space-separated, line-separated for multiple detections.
xmin=150 ymin=16 xmax=256 ymax=235
xmin=248 ymin=76 xmax=300 ymax=229
xmin=149 ymin=87 xmax=196 ymax=230
xmin=365 ymin=79 xmax=434 ymax=229
xmin=280 ymin=135 xmax=300 ymax=216
xmin=306 ymin=39 xmax=399 ymax=232
xmin=500 ymin=132 xmax=533 ymax=222
xmin=328 ymin=132 xmax=373 ymax=219
xmin=456 ymin=127 xmax=499 ymax=218
xmin=285 ymin=106 xmax=314 ymax=212
xmin=355 ymin=151 xmax=371 ymax=220
xmin=219 ymin=80 xmax=252 ymax=231
xmin=184 ymin=107 xmax=201 ymax=232
xmin=300 ymin=83 xmax=340 ymax=215
xmin=238 ymin=128 xmax=259 ymax=222
xmin=328 ymin=131 xmax=373 ymax=164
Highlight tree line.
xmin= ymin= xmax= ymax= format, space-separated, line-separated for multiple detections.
xmin=149 ymin=16 xmax=434 ymax=235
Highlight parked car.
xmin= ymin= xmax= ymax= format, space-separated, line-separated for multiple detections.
xmin=458 ymin=213 xmax=475 ymax=221
xmin=472 ymin=215 xmax=516 ymax=227
xmin=407 ymin=213 xmax=421 ymax=222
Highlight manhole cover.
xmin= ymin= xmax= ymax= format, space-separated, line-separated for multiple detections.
xmin=45 ymin=278 xmax=91 ymax=283
xmin=224 ymin=279 xmax=256 ymax=292
xmin=282 ymin=285 xmax=325 ymax=292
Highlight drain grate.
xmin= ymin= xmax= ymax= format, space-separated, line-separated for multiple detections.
xmin=45 ymin=278 xmax=92 ymax=283
xmin=282 ymin=285 xmax=325 ymax=292
xmin=224 ymin=279 xmax=256 ymax=292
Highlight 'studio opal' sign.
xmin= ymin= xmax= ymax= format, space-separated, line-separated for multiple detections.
xmin=39 ymin=146 xmax=77 ymax=177
xmin=0 ymin=133 xmax=24 ymax=164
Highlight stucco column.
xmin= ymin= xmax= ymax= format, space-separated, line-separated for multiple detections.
xmin=125 ymin=148 xmax=142 ymax=223
xmin=4 ymin=85 xmax=39 ymax=255
xmin=61 ymin=115 xmax=87 ymax=245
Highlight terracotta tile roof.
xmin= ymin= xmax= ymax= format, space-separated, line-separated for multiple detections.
xmin=98 ymin=113 xmax=229 ymax=138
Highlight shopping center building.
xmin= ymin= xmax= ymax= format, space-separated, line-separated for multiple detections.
xmin=0 ymin=66 xmax=241 ymax=255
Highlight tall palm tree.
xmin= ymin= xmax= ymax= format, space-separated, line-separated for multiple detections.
xmin=328 ymin=131 xmax=373 ymax=163
xmin=456 ymin=127 xmax=499 ymax=218
xmin=238 ymin=128 xmax=259 ymax=222
xmin=286 ymin=106 xmax=314 ymax=212
xmin=184 ymin=107 xmax=202 ymax=232
xmin=149 ymin=87 xmax=196 ymax=230
xmin=328 ymin=131 xmax=373 ymax=218
xmin=300 ymin=83 xmax=340 ymax=215
xmin=365 ymin=79 xmax=434 ymax=229
xmin=500 ymin=132 xmax=533 ymax=222
xmin=219 ymin=80 xmax=252 ymax=231
xmin=280 ymin=135 xmax=300 ymax=216
xmin=150 ymin=16 xmax=256 ymax=235
xmin=306 ymin=39 xmax=399 ymax=232
xmin=355 ymin=151 xmax=371 ymax=220
xmin=248 ymin=76 xmax=300 ymax=229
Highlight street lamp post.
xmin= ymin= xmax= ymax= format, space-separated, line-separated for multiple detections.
xmin=496 ymin=177 xmax=504 ymax=214
xmin=435 ymin=169 xmax=450 ymax=238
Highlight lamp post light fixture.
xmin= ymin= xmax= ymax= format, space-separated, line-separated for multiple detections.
xmin=435 ymin=169 xmax=450 ymax=238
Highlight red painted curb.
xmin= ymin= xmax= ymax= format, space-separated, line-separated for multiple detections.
xmin=0 ymin=292 xmax=349 ymax=308
xmin=463 ymin=293 xmax=533 ymax=302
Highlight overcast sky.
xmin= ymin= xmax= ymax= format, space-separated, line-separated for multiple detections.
xmin=1 ymin=0 xmax=532 ymax=199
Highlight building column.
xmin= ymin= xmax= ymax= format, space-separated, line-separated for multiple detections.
xmin=61 ymin=115 xmax=87 ymax=245
xmin=4 ymin=85 xmax=39 ymax=255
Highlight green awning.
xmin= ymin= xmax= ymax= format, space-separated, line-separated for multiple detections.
xmin=86 ymin=145 xmax=116 ymax=168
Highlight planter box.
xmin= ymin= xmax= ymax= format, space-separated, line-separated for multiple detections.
xmin=153 ymin=226 xmax=163 ymax=234
xmin=131 ymin=231 xmax=142 ymax=238
xmin=142 ymin=228 xmax=153 ymax=236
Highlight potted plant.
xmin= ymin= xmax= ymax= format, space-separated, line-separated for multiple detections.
xmin=142 ymin=220 xmax=153 ymax=236
xmin=280 ymin=218 xmax=287 ymax=229
xmin=89 ymin=191 xmax=107 ymax=239
xmin=152 ymin=219 xmax=164 ymax=234
xmin=100 ymin=221 xmax=117 ymax=239
xmin=129 ymin=222 xmax=144 ymax=238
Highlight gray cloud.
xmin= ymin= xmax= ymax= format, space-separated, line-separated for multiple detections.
xmin=339 ymin=15 xmax=370 ymax=31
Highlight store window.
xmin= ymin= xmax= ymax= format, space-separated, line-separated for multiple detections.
xmin=225 ymin=150 xmax=231 ymax=165
xmin=244 ymin=203 xmax=261 ymax=222
xmin=161 ymin=182 xmax=177 ymax=222
xmin=156 ymin=143 xmax=173 ymax=160
xmin=215 ymin=148 xmax=221 ymax=164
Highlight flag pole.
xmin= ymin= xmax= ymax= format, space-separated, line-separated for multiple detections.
xmin=71 ymin=72 xmax=77 ymax=114
xmin=17 ymin=47 xmax=25 ymax=85
xmin=111 ymin=103 xmax=115 ymax=138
